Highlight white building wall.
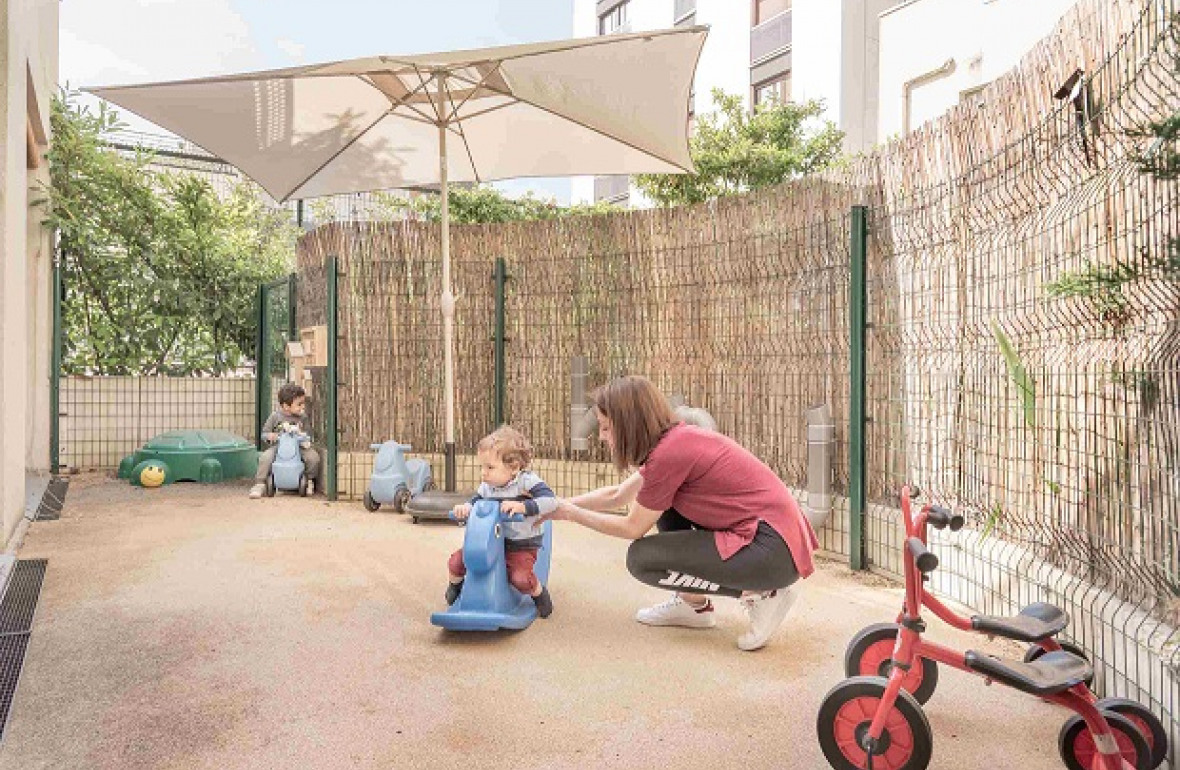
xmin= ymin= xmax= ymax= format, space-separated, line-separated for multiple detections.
xmin=878 ymin=0 xmax=1078 ymax=141
xmin=792 ymin=0 xmax=845 ymax=125
xmin=694 ymin=0 xmax=750 ymax=114
xmin=1 ymin=0 xmax=58 ymax=545
xmin=571 ymin=0 xmax=748 ymax=206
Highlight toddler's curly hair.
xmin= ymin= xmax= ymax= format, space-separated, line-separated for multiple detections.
xmin=477 ymin=425 xmax=533 ymax=470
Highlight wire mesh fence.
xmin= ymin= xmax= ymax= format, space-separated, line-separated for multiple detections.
xmin=57 ymin=375 xmax=256 ymax=472
xmin=290 ymin=0 xmax=1178 ymax=757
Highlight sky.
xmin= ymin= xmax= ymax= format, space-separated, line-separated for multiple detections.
xmin=59 ymin=0 xmax=577 ymax=202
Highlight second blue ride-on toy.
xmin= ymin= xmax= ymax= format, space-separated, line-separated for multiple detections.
xmin=430 ymin=499 xmax=553 ymax=631
xmin=364 ymin=441 xmax=433 ymax=513
xmin=265 ymin=423 xmax=311 ymax=497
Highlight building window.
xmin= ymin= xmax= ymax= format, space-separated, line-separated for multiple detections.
xmin=752 ymin=0 xmax=791 ymax=27
xmin=754 ymin=72 xmax=792 ymax=107
xmin=598 ymin=2 xmax=630 ymax=35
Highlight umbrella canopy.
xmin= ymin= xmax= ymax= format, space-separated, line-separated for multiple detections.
xmin=87 ymin=28 xmax=705 ymax=201
xmin=87 ymin=27 xmax=706 ymax=491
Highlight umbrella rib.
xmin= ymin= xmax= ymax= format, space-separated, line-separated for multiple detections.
xmin=444 ymin=62 xmax=506 ymax=124
xmin=444 ymin=100 xmax=518 ymax=123
xmin=441 ymin=73 xmax=481 ymax=185
xmin=279 ymin=109 xmax=392 ymax=202
xmin=453 ymin=121 xmax=481 ymax=183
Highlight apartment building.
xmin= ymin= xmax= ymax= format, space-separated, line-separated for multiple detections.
xmin=572 ymin=0 xmax=893 ymax=206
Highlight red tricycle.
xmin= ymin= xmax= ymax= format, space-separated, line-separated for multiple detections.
xmin=816 ymin=486 xmax=1168 ymax=770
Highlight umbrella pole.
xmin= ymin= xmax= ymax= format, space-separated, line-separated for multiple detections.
xmin=438 ymin=72 xmax=456 ymax=492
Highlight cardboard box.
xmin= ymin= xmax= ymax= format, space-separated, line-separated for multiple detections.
xmin=300 ymin=326 xmax=329 ymax=368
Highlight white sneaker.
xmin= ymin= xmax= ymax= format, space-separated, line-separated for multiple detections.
xmin=635 ymin=595 xmax=717 ymax=628
xmin=306 ymin=479 xmax=315 ymax=495
xmin=738 ymin=587 xmax=799 ymax=651
xmin=248 ymin=484 xmax=265 ymax=499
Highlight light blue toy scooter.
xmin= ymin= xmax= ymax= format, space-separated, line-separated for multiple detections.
xmin=430 ymin=500 xmax=554 ymax=631
xmin=265 ymin=423 xmax=311 ymax=497
xmin=364 ymin=441 xmax=433 ymax=513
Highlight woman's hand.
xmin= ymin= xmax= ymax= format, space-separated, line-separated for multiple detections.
xmin=539 ymin=499 xmax=577 ymax=523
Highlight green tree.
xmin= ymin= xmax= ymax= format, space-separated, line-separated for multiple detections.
xmin=635 ymin=89 xmax=845 ymax=206
xmin=40 ymin=92 xmax=297 ymax=375
xmin=308 ymin=185 xmax=621 ymax=226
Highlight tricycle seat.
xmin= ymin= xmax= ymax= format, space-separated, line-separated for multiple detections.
xmin=964 ymin=649 xmax=1092 ymax=696
xmin=970 ymin=602 xmax=1068 ymax=642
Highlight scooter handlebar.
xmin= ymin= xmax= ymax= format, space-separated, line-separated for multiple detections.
xmin=450 ymin=508 xmax=525 ymax=524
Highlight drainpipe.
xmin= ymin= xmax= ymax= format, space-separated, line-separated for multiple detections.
xmin=570 ymin=356 xmax=595 ymax=451
xmin=902 ymin=59 xmax=956 ymax=134
xmin=805 ymin=403 xmax=835 ymax=528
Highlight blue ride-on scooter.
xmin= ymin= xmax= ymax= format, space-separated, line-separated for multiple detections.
xmin=364 ymin=440 xmax=433 ymax=513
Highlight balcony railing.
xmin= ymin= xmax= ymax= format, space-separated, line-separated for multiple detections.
xmin=594 ymin=175 xmax=630 ymax=203
xmin=751 ymin=10 xmax=792 ymax=64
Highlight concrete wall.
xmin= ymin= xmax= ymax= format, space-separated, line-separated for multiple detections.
xmin=59 ymin=377 xmax=257 ymax=472
xmin=1 ymin=0 xmax=58 ymax=546
xmin=878 ymin=0 xmax=1079 ymax=141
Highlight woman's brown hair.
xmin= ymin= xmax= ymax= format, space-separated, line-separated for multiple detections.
xmin=594 ymin=376 xmax=676 ymax=470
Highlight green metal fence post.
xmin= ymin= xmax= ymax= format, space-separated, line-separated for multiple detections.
xmin=493 ymin=257 xmax=507 ymax=428
xmin=50 ymin=255 xmax=62 ymax=473
xmin=287 ymin=272 xmax=298 ymax=342
xmin=849 ymin=205 xmax=869 ymax=571
xmin=255 ymin=284 xmax=270 ymax=450
xmin=326 ymin=256 xmax=339 ymax=501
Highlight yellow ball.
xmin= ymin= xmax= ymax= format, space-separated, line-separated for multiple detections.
xmin=140 ymin=465 xmax=167 ymax=488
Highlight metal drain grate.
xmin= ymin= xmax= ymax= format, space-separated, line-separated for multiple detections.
xmin=0 ymin=559 xmax=47 ymax=742
xmin=33 ymin=478 xmax=69 ymax=522
xmin=0 ymin=560 xmax=47 ymax=635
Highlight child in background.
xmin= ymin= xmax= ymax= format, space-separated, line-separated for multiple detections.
xmin=249 ymin=383 xmax=321 ymax=498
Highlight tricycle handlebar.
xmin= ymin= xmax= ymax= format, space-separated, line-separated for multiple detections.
xmin=907 ymin=537 xmax=939 ymax=573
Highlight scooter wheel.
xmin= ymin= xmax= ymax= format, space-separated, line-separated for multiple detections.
xmin=393 ymin=487 xmax=412 ymax=513
xmin=1059 ymin=710 xmax=1150 ymax=770
xmin=1025 ymin=641 xmax=1094 ymax=688
xmin=298 ymin=476 xmax=308 ymax=497
xmin=1094 ymin=698 xmax=1167 ymax=769
xmin=363 ymin=490 xmax=381 ymax=512
xmin=817 ymin=676 xmax=933 ymax=770
xmin=845 ymin=623 xmax=939 ymax=705
xmin=264 ymin=476 xmax=276 ymax=498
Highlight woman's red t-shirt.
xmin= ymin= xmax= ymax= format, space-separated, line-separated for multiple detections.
xmin=636 ymin=424 xmax=819 ymax=577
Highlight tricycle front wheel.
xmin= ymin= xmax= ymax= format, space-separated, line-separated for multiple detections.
xmin=817 ymin=676 xmax=933 ymax=770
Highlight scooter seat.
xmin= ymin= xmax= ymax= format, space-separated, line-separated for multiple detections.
xmin=970 ymin=602 xmax=1068 ymax=642
xmin=964 ymin=649 xmax=1092 ymax=696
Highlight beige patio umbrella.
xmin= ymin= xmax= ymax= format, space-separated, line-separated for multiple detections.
xmin=87 ymin=27 xmax=706 ymax=490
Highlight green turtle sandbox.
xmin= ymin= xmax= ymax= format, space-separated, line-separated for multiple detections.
xmin=118 ymin=430 xmax=258 ymax=486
